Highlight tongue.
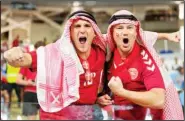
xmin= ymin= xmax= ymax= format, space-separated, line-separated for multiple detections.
xmin=79 ymin=38 xmax=86 ymax=44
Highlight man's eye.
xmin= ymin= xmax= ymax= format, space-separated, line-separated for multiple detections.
xmin=74 ymin=25 xmax=81 ymax=28
xmin=85 ymin=24 xmax=91 ymax=27
xmin=128 ymin=26 xmax=133 ymax=29
xmin=117 ymin=27 xmax=123 ymax=29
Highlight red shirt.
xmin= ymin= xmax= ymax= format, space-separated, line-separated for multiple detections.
xmin=29 ymin=46 xmax=105 ymax=104
xmin=19 ymin=68 xmax=37 ymax=92
xmin=108 ymin=46 xmax=165 ymax=120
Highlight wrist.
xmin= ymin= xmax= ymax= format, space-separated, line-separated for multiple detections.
xmin=164 ymin=33 xmax=168 ymax=40
xmin=158 ymin=33 xmax=168 ymax=40
xmin=117 ymin=88 xmax=127 ymax=97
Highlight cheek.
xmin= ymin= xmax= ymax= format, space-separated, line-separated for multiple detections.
xmin=113 ymin=31 xmax=121 ymax=41
xmin=71 ymin=29 xmax=76 ymax=38
xmin=128 ymin=30 xmax=136 ymax=35
xmin=128 ymin=31 xmax=137 ymax=39
xmin=115 ymin=32 xmax=120 ymax=37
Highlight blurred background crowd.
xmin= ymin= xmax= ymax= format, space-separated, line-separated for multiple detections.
xmin=1 ymin=0 xmax=184 ymax=120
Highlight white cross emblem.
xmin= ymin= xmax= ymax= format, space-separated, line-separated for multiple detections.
xmin=82 ymin=61 xmax=89 ymax=70
xmin=84 ymin=72 xmax=96 ymax=86
xmin=50 ymin=92 xmax=60 ymax=104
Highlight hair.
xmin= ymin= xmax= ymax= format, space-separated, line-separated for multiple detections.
xmin=34 ymin=41 xmax=45 ymax=49
xmin=176 ymin=66 xmax=183 ymax=72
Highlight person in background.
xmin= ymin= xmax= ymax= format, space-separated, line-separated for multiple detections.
xmin=6 ymin=39 xmax=22 ymax=108
xmin=12 ymin=35 xmax=20 ymax=47
xmin=16 ymin=41 xmax=45 ymax=120
xmin=1 ymin=41 xmax=10 ymax=120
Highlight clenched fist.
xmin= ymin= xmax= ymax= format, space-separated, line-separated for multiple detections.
xmin=4 ymin=47 xmax=24 ymax=62
xmin=3 ymin=47 xmax=32 ymax=67
xmin=167 ymin=31 xmax=181 ymax=42
xmin=108 ymin=76 xmax=124 ymax=96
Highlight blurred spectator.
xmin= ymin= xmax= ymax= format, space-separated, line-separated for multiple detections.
xmin=1 ymin=56 xmax=10 ymax=120
xmin=6 ymin=38 xmax=24 ymax=108
xmin=34 ymin=41 xmax=45 ymax=49
xmin=170 ymin=66 xmax=184 ymax=90
xmin=170 ymin=65 xmax=184 ymax=109
xmin=161 ymin=58 xmax=169 ymax=71
xmin=1 ymin=41 xmax=10 ymax=119
xmin=12 ymin=35 xmax=20 ymax=47
xmin=172 ymin=57 xmax=182 ymax=70
xmin=16 ymin=41 xmax=44 ymax=120
xmin=16 ymin=67 xmax=38 ymax=120
xmin=176 ymin=66 xmax=184 ymax=112
xmin=176 ymin=66 xmax=184 ymax=89
xmin=6 ymin=64 xmax=21 ymax=108
xmin=43 ymin=37 xmax=48 ymax=45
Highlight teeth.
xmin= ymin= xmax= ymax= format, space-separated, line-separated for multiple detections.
xmin=79 ymin=37 xmax=87 ymax=44
xmin=123 ymin=38 xmax=129 ymax=44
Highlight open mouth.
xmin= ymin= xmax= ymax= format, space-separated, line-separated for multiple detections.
xmin=79 ymin=37 xmax=87 ymax=44
xmin=123 ymin=38 xmax=129 ymax=44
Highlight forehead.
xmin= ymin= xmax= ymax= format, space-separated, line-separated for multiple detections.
xmin=73 ymin=19 xmax=91 ymax=25
xmin=114 ymin=23 xmax=135 ymax=27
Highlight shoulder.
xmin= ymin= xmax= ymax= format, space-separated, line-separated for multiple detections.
xmin=92 ymin=44 xmax=106 ymax=56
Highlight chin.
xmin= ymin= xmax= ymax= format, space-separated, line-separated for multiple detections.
xmin=121 ymin=47 xmax=130 ymax=53
xmin=77 ymin=48 xmax=88 ymax=53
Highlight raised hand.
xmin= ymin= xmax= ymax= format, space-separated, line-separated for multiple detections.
xmin=108 ymin=76 xmax=124 ymax=96
xmin=4 ymin=47 xmax=24 ymax=63
xmin=3 ymin=47 xmax=32 ymax=67
xmin=166 ymin=31 xmax=181 ymax=42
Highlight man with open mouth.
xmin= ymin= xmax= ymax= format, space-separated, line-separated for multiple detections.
xmin=3 ymin=9 xmax=181 ymax=120
xmin=3 ymin=10 xmax=106 ymax=120
xmin=97 ymin=10 xmax=184 ymax=120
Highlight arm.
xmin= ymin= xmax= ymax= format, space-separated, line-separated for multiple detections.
xmin=3 ymin=47 xmax=32 ymax=68
xmin=108 ymin=77 xmax=165 ymax=109
xmin=16 ymin=73 xmax=35 ymax=86
xmin=116 ymin=86 xmax=165 ymax=109
xmin=141 ymin=30 xmax=180 ymax=47
xmin=157 ymin=31 xmax=180 ymax=42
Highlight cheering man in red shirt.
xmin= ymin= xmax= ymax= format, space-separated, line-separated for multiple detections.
xmin=103 ymin=10 xmax=183 ymax=120
xmin=3 ymin=10 xmax=106 ymax=120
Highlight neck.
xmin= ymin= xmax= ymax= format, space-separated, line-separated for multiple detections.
xmin=117 ymin=48 xmax=132 ymax=60
xmin=77 ymin=47 xmax=91 ymax=60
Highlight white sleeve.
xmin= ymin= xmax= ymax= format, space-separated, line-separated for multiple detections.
xmin=140 ymin=29 xmax=158 ymax=47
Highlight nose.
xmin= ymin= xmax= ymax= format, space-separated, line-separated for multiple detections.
xmin=122 ymin=29 xmax=129 ymax=37
xmin=79 ymin=26 xmax=85 ymax=34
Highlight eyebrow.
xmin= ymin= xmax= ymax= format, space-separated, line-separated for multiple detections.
xmin=73 ymin=22 xmax=91 ymax=26
xmin=127 ymin=25 xmax=134 ymax=27
xmin=116 ymin=24 xmax=134 ymax=27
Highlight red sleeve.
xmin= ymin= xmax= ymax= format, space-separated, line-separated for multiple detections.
xmin=19 ymin=68 xmax=26 ymax=75
xmin=28 ymin=51 xmax=37 ymax=72
xmin=142 ymin=60 xmax=165 ymax=90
